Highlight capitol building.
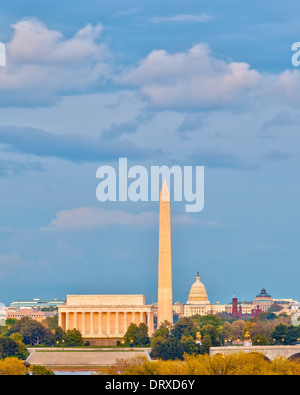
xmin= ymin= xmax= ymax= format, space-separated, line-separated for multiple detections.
xmin=184 ymin=271 xmax=211 ymax=316
xmin=152 ymin=271 xmax=228 ymax=320
xmin=168 ymin=274 xmax=297 ymax=321
xmin=170 ymin=271 xmax=229 ymax=318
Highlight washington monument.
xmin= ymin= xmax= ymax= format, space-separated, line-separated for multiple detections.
xmin=157 ymin=180 xmax=173 ymax=326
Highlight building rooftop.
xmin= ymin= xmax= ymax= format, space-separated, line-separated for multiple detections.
xmin=255 ymin=288 xmax=272 ymax=298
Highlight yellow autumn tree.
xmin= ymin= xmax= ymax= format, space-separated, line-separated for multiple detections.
xmin=104 ymin=356 xmax=150 ymax=375
xmin=269 ymin=356 xmax=300 ymax=375
xmin=110 ymin=352 xmax=300 ymax=375
xmin=0 ymin=357 xmax=27 ymax=375
xmin=149 ymin=360 xmax=185 ymax=375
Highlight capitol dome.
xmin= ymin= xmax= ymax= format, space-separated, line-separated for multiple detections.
xmin=186 ymin=272 xmax=210 ymax=305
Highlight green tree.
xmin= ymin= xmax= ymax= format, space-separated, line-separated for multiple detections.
xmin=151 ymin=337 xmax=184 ymax=360
xmin=172 ymin=317 xmax=198 ymax=340
xmin=265 ymin=313 xmax=277 ymax=320
xmin=231 ymin=319 xmax=245 ymax=339
xmin=151 ymin=321 xmax=170 ymax=342
xmin=283 ymin=325 xmax=300 ymax=345
xmin=150 ymin=335 xmax=166 ymax=350
xmin=9 ymin=317 xmax=54 ymax=346
xmin=9 ymin=333 xmax=29 ymax=359
xmin=222 ymin=321 xmax=234 ymax=343
xmin=43 ymin=316 xmax=58 ymax=330
xmin=201 ymin=324 xmax=221 ymax=347
xmin=0 ymin=338 xmax=18 ymax=358
xmin=54 ymin=326 xmax=66 ymax=343
xmin=124 ymin=323 xmax=139 ymax=346
xmin=65 ymin=328 xmax=83 ymax=346
xmin=271 ymin=323 xmax=287 ymax=344
xmin=181 ymin=335 xmax=198 ymax=355
xmin=31 ymin=365 xmax=55 ymax=375
xmin=124 ymin=323 xmax=150 ymax=347
xmin=192 ymin=314 xmax=223 ymax=329
xmin=135 ymin=323 xmax=150 ymax=346
xmin=5 ymin=318 xmax=17 ymax=327
xmin=199 ymin=334 xmax=212 ymax=354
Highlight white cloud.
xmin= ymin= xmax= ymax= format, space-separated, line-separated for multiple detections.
xmin=116 ymin=43 xmax=300 ymax=112
xmin=261 ymin=69 xmax=300 ymax=106
xmin=0 ymin=18 xmax=110 ymax=106
xmin=172 ymin=214 xmax=198 ymax=225
xmin=114 ymin=8 xmax=141 ymax=18
xmin=42 ymin=206 xmax=158 ymax=230
xmin=1 ymin=18 xmax=299 ymax=112
xmin=8 ymin=19 xmax=106 ymax=64
xmin=150 ymin=13 xmax=213 ymax=23
xmin=42 ymin=206 xmax=228 ymax=231
xmin=172 ymin=215 xmax=229 ymax=228
xmin=117 ymin=43 xmax=261 ymax=109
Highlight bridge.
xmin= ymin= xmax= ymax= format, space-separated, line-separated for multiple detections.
xmin=210 ymin=345 xmax=300 ymax=361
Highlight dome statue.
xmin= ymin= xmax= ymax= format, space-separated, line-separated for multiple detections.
xmin=244 ymin=331 xmax=251 ymax=341
xmin=186 ymin=271 xmax=210 ymax=305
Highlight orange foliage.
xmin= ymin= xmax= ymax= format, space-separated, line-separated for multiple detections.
xmin=0 ymin=357 xmax=27 ymax=375
xmin=105 ymin=352 xmax=300 ymax=375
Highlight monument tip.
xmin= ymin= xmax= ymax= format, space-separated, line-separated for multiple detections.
xmin=160 ymin=179 xmax=170 ymax=201
xmin=162 ymin=179 xmax=169 ymax=189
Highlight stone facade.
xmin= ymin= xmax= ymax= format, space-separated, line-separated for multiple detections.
xmin=6 ymin=308 xmax=55 ymax=322
xmin=58 ymin=295 xmax=154 ymax=346
xmin=210 ymin=345 xmax=300 ymax=361
xmin=157 ymin=180 xmax=173 ymax=325
xmin=253 ymin=288 xmax=273 ymax=312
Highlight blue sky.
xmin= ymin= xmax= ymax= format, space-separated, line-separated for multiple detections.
xmin=0 ymin=1 xmax=300 ymax=306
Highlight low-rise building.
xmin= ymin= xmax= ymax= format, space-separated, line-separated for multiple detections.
xmin=6 ymin=307 xmax=55 ymax=322
xmin=8 ymin=298 xmax=65 ymax=310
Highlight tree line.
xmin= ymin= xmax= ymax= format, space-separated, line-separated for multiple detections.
xmin=107 ymin=352 xmax=300 ymax=375
xmin=123 ymin=309 xmax=300 ymax=360
xmin=0 ymin=316 xmax=84 ymax=360
xmin=0 ymin=316 xmax=86 ymax=375
xmin=1 ymin=306 xmax=300 ymax=367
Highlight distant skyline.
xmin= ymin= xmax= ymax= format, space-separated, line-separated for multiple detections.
xmin=0 ymin=1 xmax=300 ymax=306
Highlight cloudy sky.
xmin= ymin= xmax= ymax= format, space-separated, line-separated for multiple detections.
xmin=0 ymin=0 xmax=299 ymax=306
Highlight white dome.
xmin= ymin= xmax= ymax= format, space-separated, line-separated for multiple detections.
xmin=186 ymin=272 xmax=210 ymax=305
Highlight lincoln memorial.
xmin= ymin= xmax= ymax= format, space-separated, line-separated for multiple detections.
xmin=58 ymin=294 xmax=154 ymax=346
xmin=58 ymin=182 xmax=172 ymax=346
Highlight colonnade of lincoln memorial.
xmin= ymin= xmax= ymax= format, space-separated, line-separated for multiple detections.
xmin=58 ymin=295 xmax=154 ymax=345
